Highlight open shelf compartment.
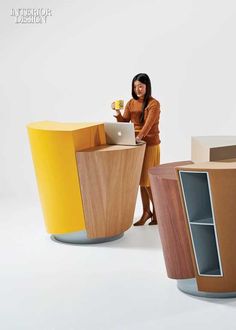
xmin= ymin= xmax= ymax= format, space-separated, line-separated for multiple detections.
xmin=190 ymin=224 xmax=222 ymax=276
xmin=179 ymin=171 xmax=213 ymax=224
xmin=179 ymin=170 xmax=223 ymax=277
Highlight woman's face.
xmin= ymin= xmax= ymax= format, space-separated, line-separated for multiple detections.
xmin=134 ymin=80 xmax=146 ymax=98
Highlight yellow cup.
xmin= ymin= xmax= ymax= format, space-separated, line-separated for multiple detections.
xmin=114 ymin=100 xmax=124 ymax=110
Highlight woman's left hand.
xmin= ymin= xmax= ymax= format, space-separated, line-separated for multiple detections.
xmin=135 ymin=136 xmax=142 ymax=144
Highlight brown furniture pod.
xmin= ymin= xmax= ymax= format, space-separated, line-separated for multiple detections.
xmin=149 ymin=161 xmax=194 ymax=280
xmin=76 ymin=144 xmax=146 ymax=239
xmin=177 ymin=161 xmax=236 ymax=293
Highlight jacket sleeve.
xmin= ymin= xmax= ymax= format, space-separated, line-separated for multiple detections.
xmin=137 ymin=101 xmax=160 ymax=139
xmin=113 ymin=100 xmax=131 ymax=122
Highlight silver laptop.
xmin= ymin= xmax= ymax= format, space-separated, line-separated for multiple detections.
xmin=104 ymin=122 xmax=143 ymax=146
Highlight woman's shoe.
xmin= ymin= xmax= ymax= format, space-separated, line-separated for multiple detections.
xmin=148 ymin=218 xmax=157 ymax=225
xmin=133 ymin=211 xmax=153 ymax=226
xmin=149 ymin=212 xmax=157 ymax=225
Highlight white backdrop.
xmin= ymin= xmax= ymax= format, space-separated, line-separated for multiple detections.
xmin=1 ymin=0 xmax=236 ymax=203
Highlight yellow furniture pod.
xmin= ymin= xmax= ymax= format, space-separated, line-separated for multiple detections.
xmin=27 ymin=121 xmax=106 ymax=234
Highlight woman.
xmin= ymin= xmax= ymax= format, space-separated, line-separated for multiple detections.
xmin=112 ymin=73 xmax=161 ymax=226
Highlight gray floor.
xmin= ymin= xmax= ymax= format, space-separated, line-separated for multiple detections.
xmin=1 ymin=199 xmax=236 ymax=330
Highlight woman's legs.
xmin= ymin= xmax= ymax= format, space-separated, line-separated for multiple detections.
xmin=147 ymin=186 xmax=157 ymax=225
xmin=134 ymin=144 xmax=159 ymax=226
xmin=133 ymin=186 xmax=152 ymax=226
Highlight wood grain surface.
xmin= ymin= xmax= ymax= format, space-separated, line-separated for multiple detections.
xmin=149 ymin=161 xmax=195 ymax=279
xmin=76 ymin=144 xmax=146 ymax=238
xmin=176 ymin=162 xmax=236 ymax=292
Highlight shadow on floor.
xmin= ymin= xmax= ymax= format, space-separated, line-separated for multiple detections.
xmin=50 ymin=224 xmax=162 ymax=250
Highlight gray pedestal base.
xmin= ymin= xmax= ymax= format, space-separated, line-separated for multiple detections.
xmin=51 ymin=230 xmax=124 ymax=244
xmin=177 ymin=278 xmax=236 ymax=298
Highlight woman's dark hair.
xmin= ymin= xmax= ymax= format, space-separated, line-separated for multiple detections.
xmin=132 ymin=73 xmax=152 ymax=123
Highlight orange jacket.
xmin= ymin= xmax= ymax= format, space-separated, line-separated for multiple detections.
xmin=114 ymin=97 xmax=161 ymax=146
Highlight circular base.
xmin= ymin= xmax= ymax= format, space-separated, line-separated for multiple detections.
xmin=177 ymin=278 xmax=236 ymax=298
xmin=51 ymin=230 xmax=124 ymax=245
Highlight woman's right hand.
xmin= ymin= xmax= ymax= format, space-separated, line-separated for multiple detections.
xmin=111 ymin=102 xmax=121 ymax=115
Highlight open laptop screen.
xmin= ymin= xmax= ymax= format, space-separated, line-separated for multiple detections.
xmin=104 ymin=122 xmax=137 ymax=146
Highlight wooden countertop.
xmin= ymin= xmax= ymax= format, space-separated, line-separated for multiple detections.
xmin=77 ymin=143 xmax=146 ymax=153
xmin=177 ymin=161 xmax=236 ymax=170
